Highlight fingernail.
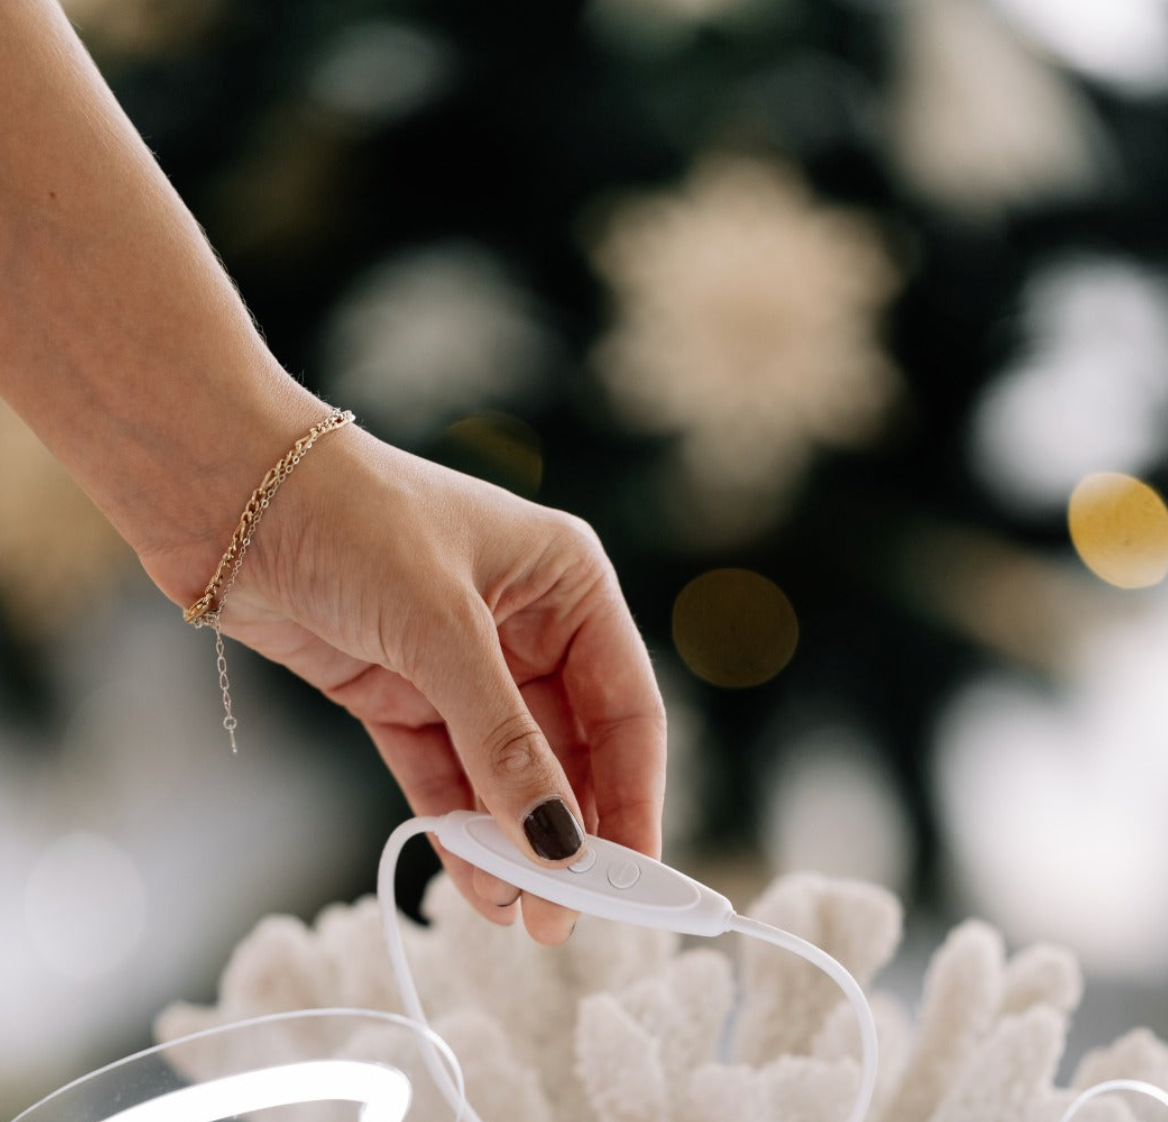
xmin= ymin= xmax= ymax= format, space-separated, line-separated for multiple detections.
xmin=523 ymin=798 xmax=584 ymax=861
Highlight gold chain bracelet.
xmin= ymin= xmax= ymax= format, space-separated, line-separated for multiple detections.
xmin=184 ymin=407 xmax=355 ymax=749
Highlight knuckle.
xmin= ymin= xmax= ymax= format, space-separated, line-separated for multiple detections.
xmin=484 ymin=715 xmax=545 ymax=781
xmin=559 ymin=511 xmax=606 ymax=560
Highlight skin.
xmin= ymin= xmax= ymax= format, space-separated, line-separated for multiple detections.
xmin=0 ymin=0 xmax=667 ymax=944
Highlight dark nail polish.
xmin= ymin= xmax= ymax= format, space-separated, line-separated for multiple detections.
xmin=523 ymin=798 xmax=584 ymax=861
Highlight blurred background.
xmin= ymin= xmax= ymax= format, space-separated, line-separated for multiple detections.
xmin=5 ymin=0 xmax=1168 ymax=1110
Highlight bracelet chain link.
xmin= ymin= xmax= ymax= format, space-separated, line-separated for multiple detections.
xmin=182 ymin=407 xmax=355 ymax=749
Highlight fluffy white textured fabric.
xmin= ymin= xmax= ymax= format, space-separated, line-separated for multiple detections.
xmin=157 ymin=872 xmax=1163 ymax=1122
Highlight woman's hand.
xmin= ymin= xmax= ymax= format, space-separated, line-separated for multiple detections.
xmin=187 ymin=424 xmax=667 ymax=944
xmin=0 ymin=1 xmax=667 ymax=946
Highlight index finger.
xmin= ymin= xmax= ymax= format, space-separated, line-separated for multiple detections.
xmin=562 ymin=580 xmax=667 ymax=859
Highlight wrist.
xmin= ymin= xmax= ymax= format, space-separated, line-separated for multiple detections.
xmin=181 ymin=407 xmax=357 ymax=626
xmin=134 ymin=375 xmax=337 ymax=610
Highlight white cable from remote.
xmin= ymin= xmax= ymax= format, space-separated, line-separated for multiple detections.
xmin=1056 ymin=1079 xmax=1168 ymax=1122
xmin=377 ymin=812 xmax=880 ymax=1122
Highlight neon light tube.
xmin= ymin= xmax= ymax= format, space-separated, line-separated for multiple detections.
xmin=99 ymin=1060 xmax=411 ymax=1122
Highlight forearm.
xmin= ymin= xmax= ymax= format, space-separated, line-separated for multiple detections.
xmin=0 ymin=0 xmax=324 ymax=603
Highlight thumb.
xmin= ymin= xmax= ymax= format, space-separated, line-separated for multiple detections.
xmin=413 ymin=603 xmax=586 ymax=865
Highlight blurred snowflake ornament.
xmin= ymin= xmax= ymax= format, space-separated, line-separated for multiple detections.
xmin=158 ymin=866 xmax=1160 ymax=1122
xmin=589 ymin=156 xmax=902 ymax=545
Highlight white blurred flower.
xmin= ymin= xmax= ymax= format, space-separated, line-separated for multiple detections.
xmin=935 ymin=593 xmax=1168 ymax=977
xmin=322 ymin=244 xmax=558 ymax=442
xmin=888 ymin=0 xmax=1105 ymax=217
xmin=158 ymin=865 xmax=1165 ymax=1122
xmin=590 ymin=156 xmax=901 ymax=542
xmin=968 ymin=257 xmax=1168 ymax=515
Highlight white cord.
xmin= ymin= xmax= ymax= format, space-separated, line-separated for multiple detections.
xmin=379 ymin=817 xmax=878 ymax=1122
xmin=1055 ymin=1078 xmax=1168 ymax=1122
xmin=378 ymin=817 xmax=480 ymax=1122
xmin=727 ymin=913 xmax=879 ymax=1122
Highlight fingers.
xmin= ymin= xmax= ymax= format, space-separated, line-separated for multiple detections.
xmin=519 ymin=674 xmax=597 ymax=834
xmin=407 ymin=605 xmax=587 ymax=944
xmin=444 ymin=677 xmax=585 ymax=942
xmin=472 ymin=866 xmax=520 ymax=908
xmin=562 ymin=587 xmax=668 ymax=859
xmin=406 ymin=598 xmax=588 ymax=867
xmin=365 ymin=682 xmax=581 ymax=945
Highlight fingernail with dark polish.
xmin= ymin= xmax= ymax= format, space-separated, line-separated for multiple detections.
xmin=523 ymin=798 xmax=584 ymax=861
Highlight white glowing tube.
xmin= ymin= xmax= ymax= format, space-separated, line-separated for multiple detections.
xmin=100 ymin=1061 xmax=411 ymax=1122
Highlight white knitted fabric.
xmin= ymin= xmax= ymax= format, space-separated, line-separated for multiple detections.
xmin=156 ymin=872 xmax=1168 ymax=1122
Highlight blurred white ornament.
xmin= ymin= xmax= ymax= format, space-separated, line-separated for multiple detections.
xmin=992 ymin=0 xmax=1168 ymax=97
xmin=323 ymin=245 xmax=557 ymax=443
xmin=308 ymin=21 xmax=455 ymax=128
xmin=590 ymin=156 xmax=901 ymax=542
xmin=935 ymin=593 xmax=1168 ymax=977
xmin=24 ymin=832 xmax=147 ymax=982
xmin=969 ymin=257 xmax=1168 ymax=515
xmin=764 ymin=725 xmax=914 ymax=895
xmin=888 ymin=0 xmax=1105 ymax=217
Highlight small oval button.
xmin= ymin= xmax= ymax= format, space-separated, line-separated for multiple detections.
xmin=569 ymin=847 xmax=597 ymax=874
xmin=606 ymin=859 xmax=642 ymax=890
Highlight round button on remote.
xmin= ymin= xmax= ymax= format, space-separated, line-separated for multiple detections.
xmin=569 ymin=847 xmax=597 ymax=874
xmin=606 ymin=859 xmax=642 ymax=890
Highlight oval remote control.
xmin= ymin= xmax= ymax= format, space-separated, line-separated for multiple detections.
xmin=434 ymin=810 xmax=734 ymax=937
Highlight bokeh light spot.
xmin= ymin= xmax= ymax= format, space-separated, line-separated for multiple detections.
xmin=672 ymin=568 xmax=798 ymax=688
xmin=438 ymin=412 xmax=543 ymax=497
xmin=24 ymin=831 xmax=147 ymax=981
xmin=1068 ymin=471 xmax=1168 ymax=589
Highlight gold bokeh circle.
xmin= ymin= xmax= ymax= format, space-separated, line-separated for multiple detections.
xmin=672 ymin=567 xmax=799 ymax=688
xmin=1068 ymin=471 xmax=1168 ymax=590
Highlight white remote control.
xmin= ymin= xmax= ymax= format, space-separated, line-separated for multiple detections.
xmin=434 ymin=810 xmax=734 ymax=937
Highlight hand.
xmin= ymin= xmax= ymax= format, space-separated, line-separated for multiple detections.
xmin=180 ymin=424 xmax=668 ymax=944
xmin=0 ymin=1 xmax=666 ymax=947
